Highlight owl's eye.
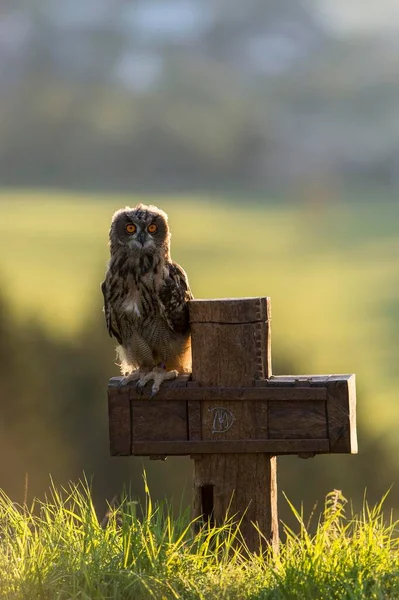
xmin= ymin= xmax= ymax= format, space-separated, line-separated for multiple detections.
xmin=147 ymin=223 xmax=157 ymax=234
xmin=126 ymin=223 xmax=136 ymax=234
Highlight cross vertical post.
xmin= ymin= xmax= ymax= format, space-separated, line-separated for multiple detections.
xmin=189 ymin=298 xmax=278 ymax=552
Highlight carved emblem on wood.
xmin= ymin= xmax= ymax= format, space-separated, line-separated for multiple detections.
xmin=209 ymin=407 xmax=235 ymax=434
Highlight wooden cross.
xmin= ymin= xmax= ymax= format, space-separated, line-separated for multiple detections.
xmin=108 ymin=297 xmax=357 ymax=552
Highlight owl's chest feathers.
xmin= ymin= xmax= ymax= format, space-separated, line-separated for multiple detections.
xmin=110 ymin=253 xmax=166 ymax=321
xmin=122 ymin=295 xmax=142 ymax=317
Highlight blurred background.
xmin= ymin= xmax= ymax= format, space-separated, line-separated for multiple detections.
xmin=1 ymin=0 xmax=399 ymax=526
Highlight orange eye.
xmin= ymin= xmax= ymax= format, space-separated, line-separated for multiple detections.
xmin=147 ymin=223 xmax=157 ymax=233
xmin=126 ymin=223 xmax=136 ymax=234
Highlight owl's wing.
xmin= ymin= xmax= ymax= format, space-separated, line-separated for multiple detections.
xmin=101 ymin=279 xmax=123 ymax=345
xmin=159 ymin=262 xmax=193 ymax=335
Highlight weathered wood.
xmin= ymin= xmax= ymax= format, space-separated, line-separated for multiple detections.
xmin=108 ymin=376 xmax=355 ymax=453
xmin=188 ymin=400 xmax=201 ymax=441
xmin=189 ymin=297 xmax=278 ymax=553
xmin=268 ymin=401 xmax=327 ymax=440
xmin=132 ymin=401 xmax=187 ymax=441
xmin=131 ymin=439 xmax=330 ymax=455
xmin=109 ymin=380 xmax=327 ymax=402
xmin=193 ymin=453 xmax=278 ymax=550
xmin=190 ymin=297 xmax=271 ymax=384
xmin=326 ymin=374 xmax=357 ymax=453
xmin=255 ymin=375 xmax=331 ymax=387
xmin=189 ymin=297 xmax=270 ymax=324
xmin=108 ymin=390 xmax=131 ymax=456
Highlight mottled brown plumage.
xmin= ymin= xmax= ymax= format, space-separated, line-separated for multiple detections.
xmin=101 ymin=204 xmax=192 ymax=395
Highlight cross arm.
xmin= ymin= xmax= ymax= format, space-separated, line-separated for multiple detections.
xmin=108 ymin=374 xmax=357 ymax=457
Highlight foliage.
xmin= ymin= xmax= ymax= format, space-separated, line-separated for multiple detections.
xmin=0 ymin=479 xmax=398 ymax=600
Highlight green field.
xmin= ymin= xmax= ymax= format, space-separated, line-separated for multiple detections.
xmin=1 ymin=189 xmax=399 ymax=445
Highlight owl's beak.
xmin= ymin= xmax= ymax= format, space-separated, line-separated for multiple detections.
xmin=137 ymin=231 xmax=146 ymax=245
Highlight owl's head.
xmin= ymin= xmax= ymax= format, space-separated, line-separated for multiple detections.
xmin=109 ymin=204 xmax=170 ymax=257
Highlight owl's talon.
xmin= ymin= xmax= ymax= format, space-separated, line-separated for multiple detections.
xmin=136 ymin=381 xmax=145 ymax=396
xmin=118 ymin=370 xmax=140 ymax=388
xmin=135 ymin=367 xmax=178 ymax=399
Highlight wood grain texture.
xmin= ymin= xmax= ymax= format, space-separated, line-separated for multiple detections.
xmin=255 ymin=401 xmax=268 ymax=439
xmin=108 ymin=390 xmax=131 ymax=456
xmin=132 ymin=401 xmax=187 ymax=442
xmin=191 ymin=323 xmax=263 ymax=386
xmin=259 ymin=375 xmax=331 ymax=387
xmin=193 ymin=454 xmax=278 ymax=554
xmin=269 ymin=401 xmax=327 ymax=439
xmin=110 ymin=384 xmax=327 ymax=402
xmin=190 ymin=297 xmax=270 ymax=385
xmin=108 ymin=376 xmax=353 ymax=453
xmin=257 ymin=318 xmax=272 ymax=379
xmin=326 ymin=374 xmax=357 ymax=453
xmin=189 ymin=297 xmax=270 ymax=324
xmin=131 ymin=439 xmax=329 ymax=455
xmin=189 ymin=297 xmax=278 ymax=552
xmin=188 ymin=400 xmax=201 ymax=441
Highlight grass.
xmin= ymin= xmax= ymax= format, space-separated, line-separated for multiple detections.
xmin=1 ymin=189 xmax=399 ymax=444
xmin=0 ymin=477 xmax=398 ymax=599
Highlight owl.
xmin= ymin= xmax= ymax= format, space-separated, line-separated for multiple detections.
xmin=101 ymin=204 xmax=193 ymax=396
